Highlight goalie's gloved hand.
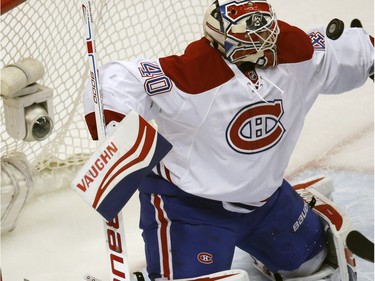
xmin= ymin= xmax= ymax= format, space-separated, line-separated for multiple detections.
xmin=350 ymin=18 xmax=363 ymax=28
xmin=350 ymin=18 xmax=374 ymax=81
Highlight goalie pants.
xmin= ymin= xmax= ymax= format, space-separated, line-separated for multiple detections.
xmin=139 ymin=175 xmax=326 ymax=280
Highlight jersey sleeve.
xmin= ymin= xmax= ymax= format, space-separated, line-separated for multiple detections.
xmin=296 ymin=27 xmax=373 ymax=100
xmin=83 ymin=60 xmax=154 ymax=140
xmin=289 ymin=27 xmax=374 ymax=110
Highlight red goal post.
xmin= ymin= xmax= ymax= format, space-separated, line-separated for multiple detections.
xmin=1 ymin=0 xmax=27 ymax=15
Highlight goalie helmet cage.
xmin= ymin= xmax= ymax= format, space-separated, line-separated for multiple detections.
xmin=0 ymin=0 xmax=210 ymax=194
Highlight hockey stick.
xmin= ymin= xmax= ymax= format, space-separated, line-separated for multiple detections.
xmin=81 ymin=1 xmax=130 ymax=280
xmin=346 ymin=230 xmax=374 ymax=263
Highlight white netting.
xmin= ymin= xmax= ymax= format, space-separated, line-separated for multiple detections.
xmin=1 ymin=0 xmax=209 ymax=185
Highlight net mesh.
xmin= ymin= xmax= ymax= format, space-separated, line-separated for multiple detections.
xmin=1 ymin=0 xmax=209 ymax=179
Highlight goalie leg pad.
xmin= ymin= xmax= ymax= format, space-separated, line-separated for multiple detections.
xmin=251 ymin=253 xmax=336 ymax=281
xmin=168 ymin=269 xmax=250 ymax=281
xmin=278 ymin=248 xmax=327 ymax=279
xmin=293 ymin=177 xmax=357 ymax=281
xmin=131 ymin=269 xmax=249 ymax=281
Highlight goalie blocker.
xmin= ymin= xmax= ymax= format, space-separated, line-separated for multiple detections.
xmin=72 ymin=111 xmax=172 ymax=221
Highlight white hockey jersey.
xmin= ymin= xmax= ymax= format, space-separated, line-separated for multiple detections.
xmin=83 ymin=22 xmax=373 ymax=205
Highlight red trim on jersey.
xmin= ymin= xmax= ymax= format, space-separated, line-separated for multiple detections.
xmin=276 ymin=20 xmax=314 ymax=64
xmin=159 ymin=23 xmax=313 ymax=95
xmin=85 ymin=110 xmax=125 ymax=140
xmin=152 ymin=194 xmax=172 ymax=279
xmin=369 ymin=35 xmax=374 ymax=46
xmin=164 ymin=166 xmax=172 ymax=183
xmin=159 ymin=37 xmax=235 ymax=94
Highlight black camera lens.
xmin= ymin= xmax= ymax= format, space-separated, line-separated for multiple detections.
xmin=25 ymin=104 xmax=53 ymax=141
xmin=32 ymin=116 xmax=53 ymax=140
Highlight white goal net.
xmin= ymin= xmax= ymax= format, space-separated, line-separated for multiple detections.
xmin=1 ymin=0 xmax=209 ymax=195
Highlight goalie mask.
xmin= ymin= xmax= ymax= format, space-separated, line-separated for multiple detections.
xmin=203 ymin=0 xmax=280 ymax=67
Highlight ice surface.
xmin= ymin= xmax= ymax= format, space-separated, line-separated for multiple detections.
xmin=1 ymin=0 xmax=373 ymax=280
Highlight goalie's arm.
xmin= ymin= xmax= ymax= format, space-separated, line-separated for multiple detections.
xmin=80 ymin=61 xmax=173 ymax=220
xmin=83 ymin=61 xmax=155 ymax=140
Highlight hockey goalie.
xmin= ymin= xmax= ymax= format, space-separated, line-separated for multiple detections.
xmin=76 ymin=0 xmax=374 ymax=280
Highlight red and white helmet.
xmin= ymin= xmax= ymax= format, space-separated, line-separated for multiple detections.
xmin=203 ymin=0 xmax=280 ymax=67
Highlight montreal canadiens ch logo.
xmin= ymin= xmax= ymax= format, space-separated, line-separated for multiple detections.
xmin=197 ymin=252 xmax=213 ymax=264
xmin=226 ymin=100 xmax=285 ymax=154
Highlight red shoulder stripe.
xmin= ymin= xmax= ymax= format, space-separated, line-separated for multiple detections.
xmin=159 ymin=37 xmax=234 ymax=94
xmin=277 ymin=20 xmax=314 ymax=64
